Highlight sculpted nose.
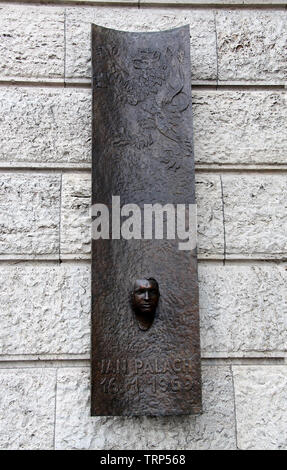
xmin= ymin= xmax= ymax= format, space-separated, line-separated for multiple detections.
xmin=144 ymin=291 xmax=149 ymax=300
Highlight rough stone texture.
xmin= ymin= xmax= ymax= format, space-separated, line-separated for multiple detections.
xmin=233 ymin=366 xmax=287 ymax=449
xmin=2 ymin=87 xmax=287 ymax=167
xmin=65 ymin=7 xmax=217 ymax=81
xmin=4 ymin=88 xmax=287 ymax=167
xmin=0 ymin=262 xmax=90 ymax=355
xmin=60 ymin=173 xmax=91 ymax=255
xmin=0 ymin=88 xmax=91 ymax=164
xmin=60 ymin=173 xmax=223 ymax=257
xmin=199 ymin=262 xmax=287 ymax=353
xmin=0 ymin=173 xmax=60 ymax=255
xmin=217 ymin=9 xmax=287 ymax=82
xmin=0 ymin=5 xmax=64 ymax=80
xmin=195 ymin=175 xmax=224 ymax=256
xmin=193 ymin=90 xmax=287 ymax=165
xmin=1 ymin=261 xmax=285 ymax=357
xmin=54 ymin=366 xmax=236 ymax=449
xmin=0 ymin=369 xmax=56 ymax=449
xmin=223 ymin=174 xmax=287 ymax=257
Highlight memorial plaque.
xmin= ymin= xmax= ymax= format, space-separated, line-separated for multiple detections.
xmin=91 ymin=24 xmax=202 ymax=416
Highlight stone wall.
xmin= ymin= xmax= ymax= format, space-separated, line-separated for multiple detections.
xmin=0 ymin=1 xmax=286 ymax=450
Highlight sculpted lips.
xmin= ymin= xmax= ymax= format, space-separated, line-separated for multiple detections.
xmin=141 ymin=303 xmax=152 ymax=309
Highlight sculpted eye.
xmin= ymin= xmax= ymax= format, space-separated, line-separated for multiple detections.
xmin=135 ymin=289 xmax=145 ymax=294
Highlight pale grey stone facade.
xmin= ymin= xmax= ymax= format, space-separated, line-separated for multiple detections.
xmin=0 ymin=1 xmax=286 ymax=450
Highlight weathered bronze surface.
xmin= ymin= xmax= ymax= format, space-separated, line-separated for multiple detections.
xmin=91 ymin=24 xmax=202 ymax=416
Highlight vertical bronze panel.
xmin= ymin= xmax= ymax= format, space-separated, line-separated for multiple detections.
xmin=91 ymin=24 xmax=202 ymax=416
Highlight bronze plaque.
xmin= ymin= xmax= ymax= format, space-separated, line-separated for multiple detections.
xmin=91 ymin=24 xmax=202 ymax=416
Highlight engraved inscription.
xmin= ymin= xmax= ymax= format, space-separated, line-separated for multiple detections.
xmin=98 ymin=358 xmax=194 ymax=375
xmin=98 ymin=357 xmax=196 ymax=395
xmin=99 ymin=375 xmax=193 ymax=394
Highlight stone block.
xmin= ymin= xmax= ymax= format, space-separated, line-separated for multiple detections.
xmin=60 ymin=173 xmax=91 ymax=255
xmin=223 ymin=174 xmax=287 ymax=257
xmin=0 ymin=5 xmax=64 ymax=80
xmin=196 ymin=175 xmax=224 ymax=256
xmin=0 ymin=369 xmax=56 ymax=449
xmin=199 ymin=262 xmax=287 ymax=353
xmin=217 ymin=10 xmax=287 ymax=82
xmin=0 ymin=262 xmax=90 ymax=355
xmin=0 ymin=88 xmax=91 ymax=164
xmin=193 ymin=90 xmax=287 ymax=165
xmin=233 ymin=366 xmax=287 ymax=449
xmin=0 ymin=173 xmax=60 ymax=255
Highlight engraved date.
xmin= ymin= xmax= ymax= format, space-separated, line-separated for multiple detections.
xmin=99 ymin=375 xmax=193 ymax=394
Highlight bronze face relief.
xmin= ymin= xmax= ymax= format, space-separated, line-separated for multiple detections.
xmin=131 ymin=278 xmax=160 ymax=330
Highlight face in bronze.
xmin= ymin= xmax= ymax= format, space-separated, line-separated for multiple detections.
xmin=132 ymin=278 xmax=160 ymax=316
